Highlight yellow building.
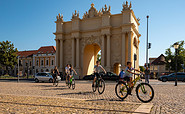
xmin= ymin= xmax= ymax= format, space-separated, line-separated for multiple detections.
xmin=54 ymin=2 xmax=141 ymax=79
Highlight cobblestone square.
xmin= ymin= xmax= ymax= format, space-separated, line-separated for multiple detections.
xmin=0 ymin=80 xmax=185 ymax=113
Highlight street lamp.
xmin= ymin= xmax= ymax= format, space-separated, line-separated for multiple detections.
xmin=146 ymin=15 xmax=149 ymax=67
xmin=168 ymin=59 xmax=171 ymax=73
xmin=173 ymin=42 xmax=179 ymax=86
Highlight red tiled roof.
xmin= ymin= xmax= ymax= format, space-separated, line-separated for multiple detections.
xmin=17 ymin=50 xmax=37 ymax=58
xmin=36 ymin=46 xmax=56 ymax=54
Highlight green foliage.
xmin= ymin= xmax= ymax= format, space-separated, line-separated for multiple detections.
xmin=97 ymin=51 xmax=101 ymax=63
xmin=0 ymin=40 xmax=18 ymax=73
xmin=165 ymin=40 xmax=185 ymax=72
xmin=139 ymin=66 xmax=145 ymax=72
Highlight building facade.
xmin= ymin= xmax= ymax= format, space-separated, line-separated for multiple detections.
xmin=33 ymin=46 xmax=56 ymax=74
xmin=149 ymin=54 xmax=168 ymax=77
xmin=54 ymin=2 xmax=141 ymax=79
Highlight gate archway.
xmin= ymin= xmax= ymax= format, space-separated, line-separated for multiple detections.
xmin=83 ymin=44 xmax=101 ymax=76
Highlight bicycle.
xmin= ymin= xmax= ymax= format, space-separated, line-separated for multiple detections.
xmin=92 ymin=73 xmax=105 ymax=94
xmin=53 ymin=75 xmax=61 ymax=87
xmin=115 ymin=73 xmax=154 ymax=103
xmin=67 ymin=75 xmax=75 ymax=90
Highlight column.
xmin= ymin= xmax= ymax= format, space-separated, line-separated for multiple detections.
xmin=128 ymin=31 xmax=132 ymax=63
xmin=107 ymin=35 xmax=111 ymax=67
xmin=76 ymin=38 xmax=80 ymax=68
xmin=60 ymin=39 xmax=63 ymax=69
xmin=72 ymin=38 xmax=75 ymax=66
xmin=121 ymin=33 xmax=126 ymax=67
xmin=101 ymin=35 xmax=105 ymax=66
xmin=56 ymin=39 xmax=59 ymax=68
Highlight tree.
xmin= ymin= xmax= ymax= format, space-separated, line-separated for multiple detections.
xmin=0 ymin=40 xmax=18 ymax=74
xmin=165 ymin=40 xmax=185 ymax=72
xmin=97 ymin=51 xmax=101 ymax=63
xmin=139 ymin=66 xmax=145 ymax=72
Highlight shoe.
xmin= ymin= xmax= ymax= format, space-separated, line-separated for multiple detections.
xmin=128 ymin=88 xmax=132 ymax=95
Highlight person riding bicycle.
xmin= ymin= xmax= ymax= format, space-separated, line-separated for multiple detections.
xmin=52 ymin=66 xmax=60 ymax=85
xmin=69 ymin=64 xmax=77 ymax=81
xmin=92 ymin=61 xmax=106 ymax=87
xmin=124 ymin=61 xmax=143 ymax=94
xmin=65 ymin=64 xmax=70 ymax=85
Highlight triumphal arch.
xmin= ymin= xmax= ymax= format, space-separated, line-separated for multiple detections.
xmin=54 ymin=1 xmax=141 ymax=79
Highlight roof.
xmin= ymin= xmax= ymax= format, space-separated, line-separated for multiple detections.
xmin=36 ymin=46 xmax=56 ymax=54
xmin=149 ymin=58 xmax=156 ymax=60
xmin=151 ymin=54 xmax=166 ymax=65
xmin=18 ymin=50 xmax=37 ymax=58
xmin=17 ymin=46 xmax=56 ymax=57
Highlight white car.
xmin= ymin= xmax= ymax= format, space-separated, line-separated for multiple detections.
xmin=34 ymin=72 xmax=53 ymax=83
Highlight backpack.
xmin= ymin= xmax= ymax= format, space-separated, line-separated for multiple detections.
xmin=119 ymin=70 xmax=125 ymax=78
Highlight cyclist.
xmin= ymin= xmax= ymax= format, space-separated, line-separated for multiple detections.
xmin=69 ymin=64 xmax=77 ymax=80
xmin=92 ymin=61 xmax=106 ymax=87
xmin=52 ymin=66 xmax=60 ymax=85
xmin=124 ymin=61 xmax=143 ymax=94
xmin=65 ymin=64 xmax=70 ymax=85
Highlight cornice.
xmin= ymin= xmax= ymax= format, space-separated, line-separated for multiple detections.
xmin=130 ymin=10 xmax=140 ymax=26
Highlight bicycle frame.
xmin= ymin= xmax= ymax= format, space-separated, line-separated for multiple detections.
xmin=123 ymin=74 xmax=146 ymax=92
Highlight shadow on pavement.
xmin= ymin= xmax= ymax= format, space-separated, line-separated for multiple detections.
xmin=42 ymin=87 xmax=69 ymax=90
xmin=0 ymin=101 xmax=146 ymax=114
xmin=57 ymin=91 xmax=95 ymax=96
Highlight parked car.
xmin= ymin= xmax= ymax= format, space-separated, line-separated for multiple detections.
xmin=159 ymin=72 xmax=185 ymax=82
xmin=83 ymin=73 xmax=94 ymax=80
xmin=102 ymin=72 xmax=119 ymax=81
xmin=34 ymin=72 xmax=53 ymax=83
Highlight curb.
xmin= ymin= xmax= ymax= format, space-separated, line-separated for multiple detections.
xmin=133 ymin=103 xmax=153 ymax=114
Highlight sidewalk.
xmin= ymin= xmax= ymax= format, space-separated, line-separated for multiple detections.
xmin=0 ymin=94 xmax=152 ymax=114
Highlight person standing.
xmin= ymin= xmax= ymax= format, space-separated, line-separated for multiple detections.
xmin=144 ymin=67 xmax=150 ymax=83
xmin=52 ymin=66 xmax=60 ymax=85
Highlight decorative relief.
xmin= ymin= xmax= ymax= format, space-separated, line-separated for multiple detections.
xmin=80 ymin=35 xmax=101 ymax=53
xmin=111 ymin=36 xmax=121 ymax=63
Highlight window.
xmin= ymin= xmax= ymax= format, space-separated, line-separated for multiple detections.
xmin=46 ymin=69 xmax=49 ymax=72
xmin=41 ymin=60 xmax=43 ymax=66
xmin=52 ymin=60 xmax=54 ymax=65
xmin=41 ymin=69 xmax=44 ymax=72
xmin=46 ymin=60 xmax=49 ymax=66
xmin=36 ymin=69 xmax=39 ymax=73
xmin=30 ymin=61 xmax=32 ymax=66
xmin=36 ymin=60 xmax=39 ymax=66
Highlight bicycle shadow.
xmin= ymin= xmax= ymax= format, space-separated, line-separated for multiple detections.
xmin=57 ymin=91 xmax=96 ymax=96
xmin=34 ymin=85 xmax=66 ymax=88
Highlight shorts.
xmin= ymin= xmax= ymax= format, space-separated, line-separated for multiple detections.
xmin=123 ymin=76 xmax=131 ymax=82
xmin=94 ymin=73 xmax=100 ymax=79
xmin=52 ymin=74 xmax=56 ymax=79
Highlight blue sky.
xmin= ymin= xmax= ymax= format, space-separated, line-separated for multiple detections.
xmin=0 ymin=0 xmax=185 ymax=66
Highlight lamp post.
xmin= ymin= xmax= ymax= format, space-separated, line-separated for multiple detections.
xmin=168 ymin=59 xmax=171 ymax=73
xmin=173 ymin=42 xmax=179 ymax=86
xmin=146 ymin=15 xmax=149 ymax=67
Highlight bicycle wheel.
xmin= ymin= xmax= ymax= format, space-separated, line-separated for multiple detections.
xmin=98 ymin=79 xmax=105 ymax=94
xmin=115 ymin=81 xmax=128 ymax=100
xmin=72 ymin=79 xmax=75 ymax=90
xmin=92 ymin=82 xmax=97 ymax=92
xmin=68 ymin=79 xmax=71 ymax=88
xmin=136 ymin=83 xmax=154 ymax=103
xmin=55 ymin=81 xmax=58 ymax=87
